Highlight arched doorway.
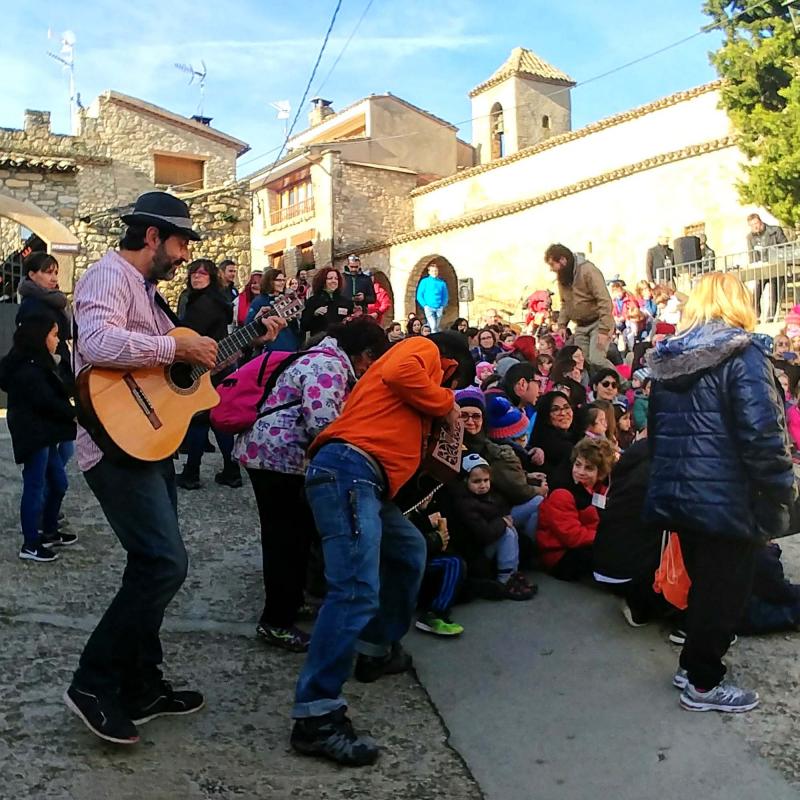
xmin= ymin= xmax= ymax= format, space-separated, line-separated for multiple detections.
xmin=406 ymin=255 xmax=459 ymax=330
xmin=0 ymin=193 xmax=80 ymax=295
xmin=372 ymin=270 xmax=395 ymax=325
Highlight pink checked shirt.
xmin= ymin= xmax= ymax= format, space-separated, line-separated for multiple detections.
xmin=73 ymin=250 xmax=177 ymax=471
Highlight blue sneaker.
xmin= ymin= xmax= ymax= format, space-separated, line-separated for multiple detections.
xmin=680 ymin=682 xmax=759 ymax=713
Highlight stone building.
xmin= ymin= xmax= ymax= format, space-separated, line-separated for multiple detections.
xmin=250 ymin=46 xmax=786 ymax=327
xmin=0 ymin=90 xmax=250 ymax=302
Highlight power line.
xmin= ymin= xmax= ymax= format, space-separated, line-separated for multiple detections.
xmin=314 ymin=0 xmax=376 ymax=95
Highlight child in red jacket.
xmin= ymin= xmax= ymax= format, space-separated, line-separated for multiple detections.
xmin=536 ymin=437 xmax=616 ymax=581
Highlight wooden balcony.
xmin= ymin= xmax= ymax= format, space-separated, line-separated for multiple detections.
xmin=269 ymin=197 xmax=315 ymax=227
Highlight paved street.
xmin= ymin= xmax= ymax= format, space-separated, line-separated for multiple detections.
xmin=2 ymin=422 xmax=800 ymax=799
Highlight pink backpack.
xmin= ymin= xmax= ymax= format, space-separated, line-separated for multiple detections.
xmin=210 ymin=348 xmax=337 ymax=435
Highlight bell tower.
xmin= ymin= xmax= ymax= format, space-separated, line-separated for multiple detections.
xmin=470 ymin=47 xmax=575 ymax=165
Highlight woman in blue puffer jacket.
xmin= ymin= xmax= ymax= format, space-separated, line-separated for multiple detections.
xmin=645 ymin=272 xmax=795 ymax=714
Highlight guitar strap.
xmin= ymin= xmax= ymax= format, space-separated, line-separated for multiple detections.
xmin=154 ymin=290 xmax=182 ymax=327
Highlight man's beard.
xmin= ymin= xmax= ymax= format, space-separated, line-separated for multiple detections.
xmin=149 ymin=244 xmax=184 ymax=282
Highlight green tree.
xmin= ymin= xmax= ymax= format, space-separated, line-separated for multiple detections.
xmin=704 ymin=1 xmax=800 ymax=227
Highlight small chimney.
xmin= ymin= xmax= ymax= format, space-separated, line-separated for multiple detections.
xmin=191 ymin=114 xmax=213 ymax=126
xmin=309 ymin=97 xmax=334 ymax=127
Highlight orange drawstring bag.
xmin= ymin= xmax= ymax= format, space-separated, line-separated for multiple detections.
xmin=653 ymin=532 xmax=691 ymax=610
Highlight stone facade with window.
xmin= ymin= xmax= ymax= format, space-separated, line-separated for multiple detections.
xmin=0 ymin=91 xmax=250 ymax=301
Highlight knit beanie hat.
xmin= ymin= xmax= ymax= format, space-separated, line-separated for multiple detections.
xmin=486 ymin=395 xmax=529 ymax=441
xmin=786 ymin=305 xmax=800 ymax=340
xmin=462 ymin=453 xmax=490 ymax=475
xmin=495 ymin=355 xmax=520 ymax=379
xmin=455 ymin=386 xmax=485 ymax=412
xmin=633 ymin=367 xmax=651 ymax=384
xmin=476 ymin=360 xmax=493 ymax=374
xmin=655 ymin=321 xmax=676 ymax=336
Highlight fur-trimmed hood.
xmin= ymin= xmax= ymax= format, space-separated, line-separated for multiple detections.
xmin=646 ymin=321 xmax=771 ymax=388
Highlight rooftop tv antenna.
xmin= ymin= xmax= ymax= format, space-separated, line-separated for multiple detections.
xmin=174 ymin=60 xmax=208 ymax=117
xmin=269 ymin=100 xmax=291 ymax=137
xmin=47 ymin=29 xmax=79 ymax=135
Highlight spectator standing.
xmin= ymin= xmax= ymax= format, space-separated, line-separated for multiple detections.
xmin=301 ymin=268 xmax=354 ymax=338
xmin=246 ymin=269 xmax=302 ymax=353
xmin=0 ymin=315 xmax=77 ymax=562
xmin=645 ymin=272 xmax=795 ymax=713
xmin=747 ymin=212 xmax=789 ymax=323
xmin=220 ymin=259 xmax=239 ymax=303
xmin=545 ymin=243 xmax=614 ymax=371
xmin=368 ymin=278 xmax=391 ymax=326
xmin=699 ymin=234 xmax=716 ymax=273
xmin=416 ymin=264 xmax=449 ymax=333
xmin=236 ymin=270 xmax=262 ymax=326
xmin=645 ymin=234 xmax=674 ymax=283
xmin=340 ymin=255 xmax=375 ymax=313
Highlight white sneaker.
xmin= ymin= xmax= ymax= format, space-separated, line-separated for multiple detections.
xmin=680 ymin=682 xmax=759 ymax=713
xmin=673 ymin=668 xmax=689 ymax=690
xmin=620 ymin=599 xmax=649 ymax=628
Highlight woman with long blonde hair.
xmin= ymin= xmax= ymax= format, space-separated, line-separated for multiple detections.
xmin=645 ymin=272 xmax=794 ymax=713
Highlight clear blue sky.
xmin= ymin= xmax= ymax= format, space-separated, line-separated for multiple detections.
xmin=2 ymin=0 xmax=723 ymax=176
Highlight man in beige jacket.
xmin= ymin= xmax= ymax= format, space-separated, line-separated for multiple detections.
xmin=544 ymin=243 xmax=614 ymax=371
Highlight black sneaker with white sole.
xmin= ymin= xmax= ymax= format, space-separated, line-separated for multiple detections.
xmin=124 ymin=681 xmax=204 ymax=725
xmin=290 ymin=707 xmax=380 ymax=766
xmin=41 ymin=532 xmax=79 ymax=547
xmin=63 ymin=685 xmax=139 ymax=745
xmin=19 ymin=544 xmax=58 ymax=562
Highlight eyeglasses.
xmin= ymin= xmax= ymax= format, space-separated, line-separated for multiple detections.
xmin=599 ymin=380 xmax=618 ymax=389
xmin=550 ymin=405 xmax=571 ymax=413
xmin=460 ymin=412 xmax=483 ymax=421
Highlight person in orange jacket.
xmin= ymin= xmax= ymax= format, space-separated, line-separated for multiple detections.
xmin=291 ymin=332 xmax=473 ymax=767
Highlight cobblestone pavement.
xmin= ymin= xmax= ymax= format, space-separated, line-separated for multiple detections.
xmin=0 ymin=430 xmax=481 ymax=800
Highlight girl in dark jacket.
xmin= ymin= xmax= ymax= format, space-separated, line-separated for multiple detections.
xmin=246 ymin=268 xmax=302 ymax=352
xmin=646 ymin=272 xmax=796 ymax=714
xmin=178 ymin=260 xmax=241 ymax=490
xmin=0 ymin=315 xmax=77 ymax=562
xmin=301 ymin=268 xmax=354 ymax=337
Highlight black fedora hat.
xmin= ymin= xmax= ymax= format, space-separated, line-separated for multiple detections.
xmin=120 ymin=191 xmax=202 ymax=241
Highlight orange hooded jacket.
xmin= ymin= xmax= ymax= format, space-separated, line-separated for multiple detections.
xmin=311 ymin=336 xmax=455 ymax=498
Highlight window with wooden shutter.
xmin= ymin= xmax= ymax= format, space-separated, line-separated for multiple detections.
xmin=153 ymin=154 xmax=205 ymax=190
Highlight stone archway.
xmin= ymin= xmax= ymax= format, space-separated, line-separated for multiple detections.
xmin=0 ymin=193 xmax=80 ymax=294
xmin=406 ymin=254 xmax=459 ymax=329
xmin=372 ymin=270 xmax=395 ymax=324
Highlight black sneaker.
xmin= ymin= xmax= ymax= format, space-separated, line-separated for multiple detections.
xmin=125 ymin=681 xmax=204 ymax=725
xmin=63 ymin=685 xmax=139 ymax=745
xmin=19 ymin=544 xmax=58 ymax=562
xmin=41 ymin=531 xmax=79 ymax=547
xmin=290 ymin=708 xmax=380 ymax=766
xmin=176 ymin=469 xmax=201 ymax=490
xmin=256 ymin=623 xmax=310 ymax=653
xmin=354 ymin=642 xmax=412 ymax=684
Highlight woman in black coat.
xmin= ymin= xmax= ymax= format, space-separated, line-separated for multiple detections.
xmin=0 ymin=314 xmax=76 ymax=561
xmin=645 ymin=272 xmax=795 ymax=714
xmin=300 ymin=268 xmax=354 ymax=337
xmin=529 ymin=391 xmax=576 ymax=480
xmin=177 ymin=260 xmax=241 ymax=490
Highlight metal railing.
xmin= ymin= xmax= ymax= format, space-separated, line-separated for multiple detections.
xmin=655 ymin=239 xmax=800 ymax=324
xmin=268 ymin=197 xmax=315 ymax=227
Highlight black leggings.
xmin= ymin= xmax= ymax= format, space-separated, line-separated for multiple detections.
xmin=246 ymin=469 xmax=317 ymax=628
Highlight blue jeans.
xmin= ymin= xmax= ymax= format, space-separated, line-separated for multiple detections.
xmin=293 ymin=443 xmax=427 ymax=719
xmin=484 ymin=526 xmax=519 ymax=580
xmin=511 ymin=495 xmax=544 ymax=543
xmin=423 ymin=306 xmax=444 ymax=333
xmin=21 ymin=445 xmax=69 ymax=546
xmin=74 ymin=457 xmax=188 ymax=699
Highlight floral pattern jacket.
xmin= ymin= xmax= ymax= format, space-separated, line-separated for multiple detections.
xmin=233 ymin=336 xmax=355 ymax=474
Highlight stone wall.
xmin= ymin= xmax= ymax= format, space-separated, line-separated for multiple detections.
xmin=333 ymin=159 xmax=416 ymax=254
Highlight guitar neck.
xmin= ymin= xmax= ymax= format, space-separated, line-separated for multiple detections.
xmin=188 ymin=308 xmax=280 ymax=381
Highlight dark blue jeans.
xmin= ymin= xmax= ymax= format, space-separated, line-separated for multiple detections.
xmin=293 ymin=443 xmax=427 ymax=719
xmin=185 ymin=417 xmax=233 ymax=471
xmin=73 ymin=457 xmax=188 ymax=700
xmin=21 ymin=445 xmax=69 ymax=546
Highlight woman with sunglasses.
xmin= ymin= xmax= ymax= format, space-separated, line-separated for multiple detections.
xmin=529 ymin=392 xmax=577 ymax=481
xmin=591 ymin=368 xmax=622 ymax=402
xmin=246 ymin=268 xmax=302 ymax=353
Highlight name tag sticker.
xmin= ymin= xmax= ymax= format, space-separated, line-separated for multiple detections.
xmin=337 ymin=307 xmax=348 ymax=315
xmin=592 ymin=492 xmax=607 ymax=509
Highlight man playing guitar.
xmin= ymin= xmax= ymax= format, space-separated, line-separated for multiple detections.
xmin=63 ymin=191 xmax=283 ymax=745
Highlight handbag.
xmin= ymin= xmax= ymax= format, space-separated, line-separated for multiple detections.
xmin=652 ymin=531 xmax=691 ymax=610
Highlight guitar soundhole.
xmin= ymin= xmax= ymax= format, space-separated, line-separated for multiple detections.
xmin=168 ymin=362 xmax=195 ymax=390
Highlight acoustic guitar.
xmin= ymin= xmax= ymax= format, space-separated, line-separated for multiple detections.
xmin=75 ymin=293 xmax=304 ymax=462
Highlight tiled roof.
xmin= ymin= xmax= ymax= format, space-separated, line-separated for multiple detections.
xmin=0 ymin=152 xmax=81 ymax=172
xmin=415 ymin=81 xmax=724 ymax=196
xmin=470 ymin=47 xmax=575 ymax=97
xmin=357 ymin=136 xmax=736 ymax=253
